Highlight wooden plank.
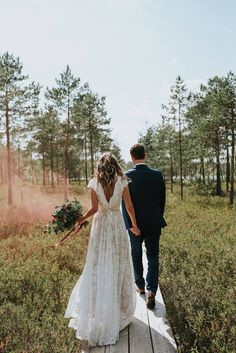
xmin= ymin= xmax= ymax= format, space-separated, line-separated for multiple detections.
xmin=129 ymin=291 xmax=153 ymax=353
xmin=143 ymin=249 xmax=177 ymax=353
xmin=83 ymin=327 xmax=129 ymax=353
xmin=86 ymin=345 xmax=105 ymax=353
xmin=81 ymin=346 xmax=90 ymax=353
xmin=105 ymin=326 xmax=129 ymax=353
xmin=84 ymin=245 xmax=177 ymax=353
xmin=147 ymin=295 xmax=177 ymax=353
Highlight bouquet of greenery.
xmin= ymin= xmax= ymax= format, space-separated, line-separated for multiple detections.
xmin=49 ymin=199 xmax=86 ymax=233
xmin=47 ymin=199 xmax=88 ymax=248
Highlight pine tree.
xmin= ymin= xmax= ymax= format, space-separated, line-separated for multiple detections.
xmin=0 ymin=52 xmax=40 ymax=205
xmin=169 ymin=76 xmax=188 ymax=200
xmin=111 ymin=143 xmax=126 ymax=169
xmin=72 ymin=87 xmax=111 ymax=180
xmin=218 ymin=72 xmax=236 ymax=204
xmin=45 ymin=65 xmax=81 ymax=200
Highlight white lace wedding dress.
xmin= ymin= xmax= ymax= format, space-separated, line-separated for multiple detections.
xmin=64 ymin=176 xmax=136 ymax=346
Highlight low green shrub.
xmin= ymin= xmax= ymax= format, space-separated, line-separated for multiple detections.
xmin=160 ymin=193 xmax=236 ymax=353
xmin=0 ymin=191 xmax=235 ymax=353
xmin=0 ymin=227 xmax=89 ymax=353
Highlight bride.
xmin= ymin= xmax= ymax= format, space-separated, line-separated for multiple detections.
xmin=64 ymin=152 xmax=140 ymax=347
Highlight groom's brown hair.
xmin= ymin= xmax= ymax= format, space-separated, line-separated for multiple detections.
xmin=130 ymin=144 xmax=146 ymax=160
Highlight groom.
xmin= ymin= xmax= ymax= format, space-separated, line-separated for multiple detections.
xmin=122 ymin=143 xmax=166 ymax=309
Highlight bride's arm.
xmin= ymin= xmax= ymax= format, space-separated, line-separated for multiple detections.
xmin=77 ymin=189 xmax=98 ymax=224
xmin=123 ymin=186 xmax=141 ymax=236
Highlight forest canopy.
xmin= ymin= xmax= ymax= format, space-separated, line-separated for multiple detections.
xmin=1 ymin=52 xmax=236 ymax=205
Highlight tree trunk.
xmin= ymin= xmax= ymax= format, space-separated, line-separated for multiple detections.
xmin=56 ymin=140 xmax=60 ymax=185
xmin=12 ymin=149 xmax=16 ymax=184
xmin=88 ymin=119 xmax=94 ymax=176
xmin=226 ymin=141 xmax=230 ymax=193
xmin=84 ymin=134 xmax=88 ymax=185
xmin=170 ymin=153 xmax=173 ymax=193
xmin=46 ymin=170 xmax=50 ymax=184
xmin=230 ymin=118 xmax=235 ymax=205
xmin=162 ymin=164 xmax=166 ymax=180
xmin=64 ymin=141 xmax=69 ymax=200
xmin=50 ymin=138 xmax=54 ymax=188
xmin=78 ymin=160 xmax=81 ymax=185
xmin=215 ymin=138 xmax=222 ymax=196
xmin=178 ymin=104 xmax=183 ymax=200
xmin=64 ymin=97 xmax=70 ymax=201
xmin=17 ymin=145 xmax=21 ymax=181
xmin=200 ymin=155 xmax=205 ymax=185
xmin=5 ymin=96 xmax=13 ymax=206
xmin=42 ymin=151 xmax=46 ymax=186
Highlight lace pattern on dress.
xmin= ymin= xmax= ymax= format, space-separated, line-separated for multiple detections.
xmin=64 ymin=176 xmax=136 ymax=346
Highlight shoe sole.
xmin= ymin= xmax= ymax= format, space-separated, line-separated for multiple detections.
xmin=146 ymin=299 xmax=156 ymax=309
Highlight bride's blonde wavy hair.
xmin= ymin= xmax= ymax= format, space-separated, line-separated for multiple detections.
xmin=95 ymin=152 xmax=126 ymax=191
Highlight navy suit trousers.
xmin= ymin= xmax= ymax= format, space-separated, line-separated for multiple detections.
xmin=128 ymin=230 xmax=161 ymax=294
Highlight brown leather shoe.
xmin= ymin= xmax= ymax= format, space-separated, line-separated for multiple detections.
xmin=136 ymin=287 xmax=145 ymax=295
xmin=146 ymin=291 xmax=155 ymax=309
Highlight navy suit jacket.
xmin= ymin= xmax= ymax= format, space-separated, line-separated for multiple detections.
xmin=122 ymin=164 xmax=167 ymax=234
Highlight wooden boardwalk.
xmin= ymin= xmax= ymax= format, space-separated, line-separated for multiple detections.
xmin=82 ymin=251 xmax=177 ymax=353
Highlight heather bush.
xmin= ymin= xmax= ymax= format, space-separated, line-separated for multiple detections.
xmin=0 ymin=190 xmax=235 ymax=353
xmin=160 ymin=192 xmax=236 ymax=353
xmin=0 ymin=227 xmax=89 ymax=353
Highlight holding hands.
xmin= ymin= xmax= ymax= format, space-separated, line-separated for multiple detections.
xmin=130 ymin=225 xmax=141 ymax=236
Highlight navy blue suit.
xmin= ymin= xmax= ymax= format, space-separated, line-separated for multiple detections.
xmin=122 ymin=164 xmax=166 ymax=294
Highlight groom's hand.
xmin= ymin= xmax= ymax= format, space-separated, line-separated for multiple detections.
xmin=130 ymin=226 xmax=141 ymax=236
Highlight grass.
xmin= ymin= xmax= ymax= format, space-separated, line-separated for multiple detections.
xmin=0 ymin=183 xmax=235 ymax=352
xmin=0 ymin=224 xmax=89 ymax=353
xmin=0 ymin=183 xmax=89 ymax=353
xmin=160 ymin=190 xmax=236 ymax=353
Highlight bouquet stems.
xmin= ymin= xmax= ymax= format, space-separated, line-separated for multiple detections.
xmin=54 ymin=221 xmax=88 ymax=248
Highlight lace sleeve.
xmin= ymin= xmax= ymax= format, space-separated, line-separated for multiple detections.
xmin=87 ymin=177 xmax=97 ymax=191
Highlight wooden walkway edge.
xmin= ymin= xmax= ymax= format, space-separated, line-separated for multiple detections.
xmin=82 ymin=249 xmax=177 ymax=353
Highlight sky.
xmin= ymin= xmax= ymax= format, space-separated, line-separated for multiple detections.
xmin=1 ymin=0 xmax=236 ymax=161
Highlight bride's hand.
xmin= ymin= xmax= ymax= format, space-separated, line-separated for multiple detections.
xmin=77 ymin=216 xmax=85 ymax=226
xmin=130 ymin=226 xmax=141 ymax=236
